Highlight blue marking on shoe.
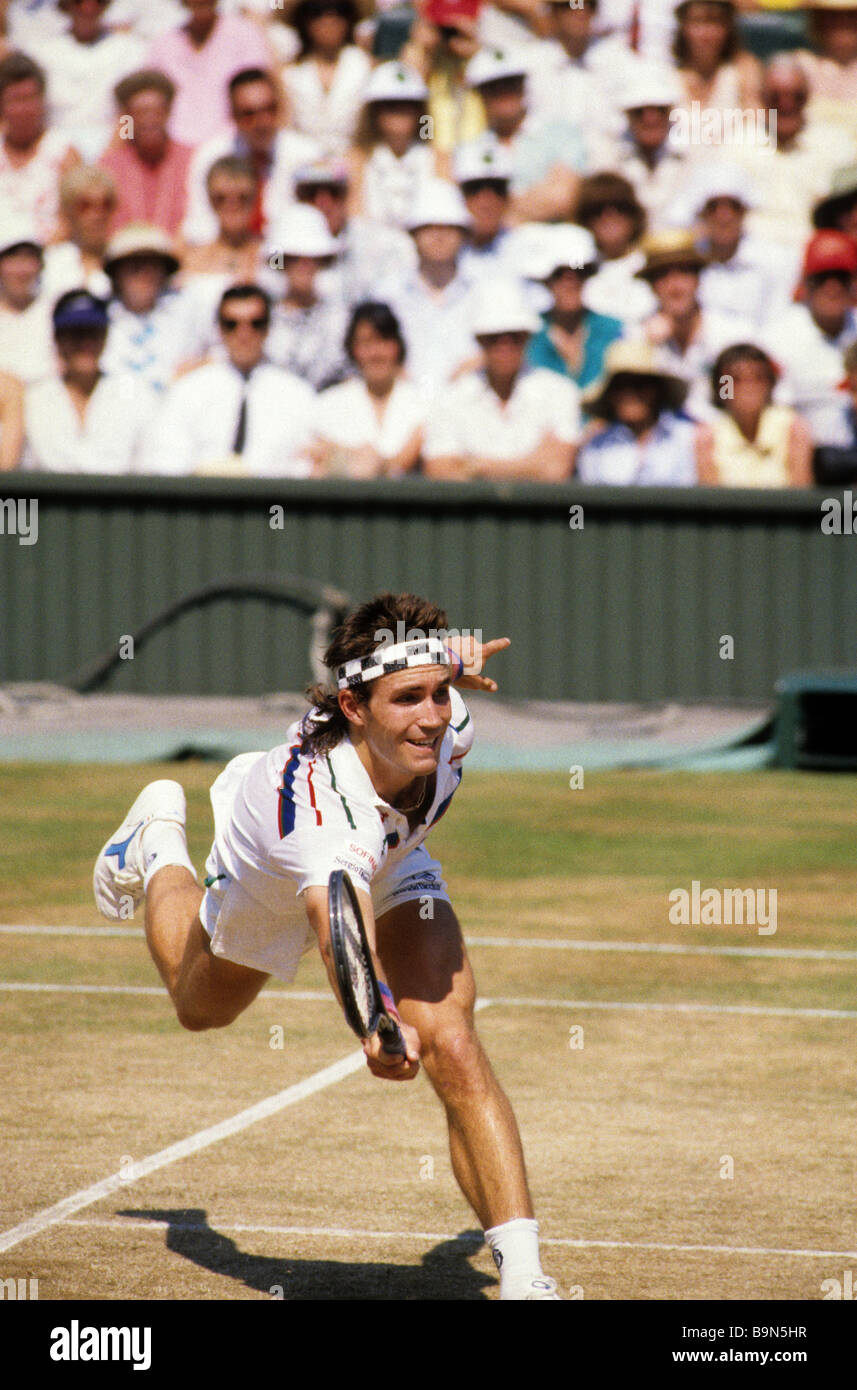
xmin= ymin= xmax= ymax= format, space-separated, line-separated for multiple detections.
xmin=103 ymin=821 xmax=143 ymax=871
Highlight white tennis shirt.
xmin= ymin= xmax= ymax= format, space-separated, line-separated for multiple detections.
xmin=208 ymin=686 xmax=475 ymax=916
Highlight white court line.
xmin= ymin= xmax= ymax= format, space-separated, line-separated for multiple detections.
xmin=1 ymin=980 xmax=854 ymax=1019
xmin=3 ymin=923 xmax=856 ymax=963
xmin=59 ymin=1217 xmax=857 ymax=1263
xmin=0 ymin=1049 xmax=367 ymax=1256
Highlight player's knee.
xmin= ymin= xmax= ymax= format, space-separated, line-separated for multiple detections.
xmin=421 ymin=1015 xmax=482 ymax=1087
xmin=174 ymin=996 xmax=238 ymax=1032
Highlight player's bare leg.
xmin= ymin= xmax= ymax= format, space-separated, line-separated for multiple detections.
xmin=376 ymin=898 xmax=558 ymax=1298
xmin=94 ymin=779 xmax=268 ymax=1032
xmin=144 ymin=868 xmax=269 ymax=1031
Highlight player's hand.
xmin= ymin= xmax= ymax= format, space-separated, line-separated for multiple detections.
xmin=447 ymin=635 xmax=511 ymax=691
xmin=362 ymin=1019 xmax=421 ymax=1081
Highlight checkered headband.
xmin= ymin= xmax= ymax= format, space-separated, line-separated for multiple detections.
xmin=336 ymin=638 xmax=450 ymax=690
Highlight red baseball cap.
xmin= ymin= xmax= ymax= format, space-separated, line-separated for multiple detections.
xmin=802 ymin=230 xmax=857 ymax=278
xmin=423 ymin=0 xmax=481 ymax=26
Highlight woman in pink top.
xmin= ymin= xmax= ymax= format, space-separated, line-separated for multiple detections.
xmin=99 ymin=70 xmax=193 ymax=236
xmin=146 ymin=0 xmax=274 ymax=149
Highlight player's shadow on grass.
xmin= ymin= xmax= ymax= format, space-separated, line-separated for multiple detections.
xmin=119 ymin=1207 xmax=495 ymax=1300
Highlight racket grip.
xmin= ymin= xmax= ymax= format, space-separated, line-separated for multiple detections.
xmin=378 ymin=1014 xmax=406 ymax=1057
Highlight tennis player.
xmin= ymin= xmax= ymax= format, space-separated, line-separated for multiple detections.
xmin=93 ymin=591 xmax=559 ymax=1300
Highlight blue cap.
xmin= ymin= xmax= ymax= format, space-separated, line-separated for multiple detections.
xmin=52 ymin=291 xmax=110 ymax=333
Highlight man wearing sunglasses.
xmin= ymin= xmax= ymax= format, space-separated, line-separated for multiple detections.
xmin=140 ymin=282 xmax=316 ymax=476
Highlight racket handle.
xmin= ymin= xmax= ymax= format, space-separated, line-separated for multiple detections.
xmin=378 ymin=1014 xmax=406 ymax=1057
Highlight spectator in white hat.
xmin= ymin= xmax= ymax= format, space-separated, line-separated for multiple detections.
xmin=265 ymin=202 xmax=350 ymax=389
xmin=454 ymin=140 xmax=516 ymax=279
xmin=101 ymin=223 xmax=209 ymax=391
xmin=424 ymin=276 xmax=580 ymax=480
xmin=182 ymin=68 xmax=322 ymax=247
xmin=140 ymin=283 xmax=316 ymax=477
xmin=0 ymin=217 xmax=53 ymax=385
xmin=671 ymin=164 xmax=797 ymax=329
xmin=576 ymin=339 xmax=704 ymax=484
xmin=589 ymin=66 xmax=694 ymax=231
xmin=346 ymin=61 xmax=444 ymax=230
xmin=0 ymin=52 xmax=81 ymax=246
xmin=39 ymin=0 xmax=146 ymax=161
xmin=523 ymin=224 xmax=624 ymax=390
xmin=293 ymin=158 xmax=416 ymax=305
xmin=312 ymin=300 xmax=427 ymax=477
xmin=461 ymin=46 xmax=584 ymax=222
xmin=378 ymin=177 xmax=479 ymax=398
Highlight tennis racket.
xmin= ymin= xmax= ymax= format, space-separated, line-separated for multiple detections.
xmin=328 ymin=869 xmax=406 ymax=1057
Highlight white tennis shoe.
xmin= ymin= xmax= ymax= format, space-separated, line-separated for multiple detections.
xmin=93 ymin=779 xmax=187 ymax=921
xmin=521 ymin=1276 xmax=562 ymax=1300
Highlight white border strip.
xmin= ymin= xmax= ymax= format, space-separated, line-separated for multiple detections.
xmin=3 ymin=923 xmax=854 ymax=962
xmin=59 ymin=1217 xmax=857 ymax=1262
xmin=0 ymin=1050 xmax=366 ymax=1255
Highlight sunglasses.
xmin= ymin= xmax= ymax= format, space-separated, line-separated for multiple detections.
xmin=220 ymin=315 xmax=268 ymax=332
xmin=234 ymin=102 xmax=278 ymax=120
xmin=462 ymin=178 xmax=508 ymax=195
xmin=210 ymin=191 xmax=256 ymax=206
xmin=74 ymin=197 xmax=115 ymax=212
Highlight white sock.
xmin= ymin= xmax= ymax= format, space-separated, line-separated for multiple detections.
xmin=141 ymin=821 xmax=197 ymax=890
xmin=484 ymin=1218 xmax=545 ymax=1298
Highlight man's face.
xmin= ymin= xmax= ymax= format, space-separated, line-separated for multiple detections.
xmin=548 ymin=265 xmax=585 ymax=312
xmin=554 ymin=1 xmax=595 ymax=51
xmin=125 ymin=89 xmax=171 ymax=150
xmin=298 ymin=181 xmax=349 ymax=236
xmin=478 ymin=329 xmax=529 ymax=377
xmin=701 ymin=195 xmax=744 ymax=247
xmin=806 ymin=269 xmax=855 ymax=328
xmin=588 ymin=201 xmax=636 ymax=257
xmin=462 ymin=179 xmax=508 ymax=239
xmin=231 ymin=79 xmax=280 ymax=153
xmin=413 ymin=223 xmax=463 ymax=264
xmin=68 ymin=0 xmax=109 ymax=43
xmin=218 ymin=294 xmax=268 ymax=372
xmin=348 ymin=666 xmax=452 ymax=781
xmin=68 ymin=187 xmax=115 ymax=248
xmin=627 ymin=104 xmax=671 ymax=151
xmin=0 ymin=245 xmax=42 ymax=306
xmin=611 ymin=375 xmax=661 ymax=426
xmin=480 ymin=76 xmax=526 ymax=135
xmin=56 ymin=327 xmax=107 ymax=374
xmin=651 ymin=264 xmax=699 ymax=316
xmin=208 ymin=173 xmax=257 ymax=236
xmin=0 ymin=77 xmax=45 ymax=144
xmin=763 ymin=76 xmax=807 ymax=142
xmin=112 ymin=254 xmax=168 ymax=313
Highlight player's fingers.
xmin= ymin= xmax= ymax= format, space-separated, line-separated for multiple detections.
xmin=481 ymin=637 xmax=511 ymax=660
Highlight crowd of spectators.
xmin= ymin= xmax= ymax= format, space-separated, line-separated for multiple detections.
xmin=1 ymin=0 xmax=857 ymax=485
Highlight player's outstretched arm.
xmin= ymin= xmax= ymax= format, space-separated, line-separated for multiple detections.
xmin=446 ymin=635 xmax=511 ymax=692
xmin=303 ymin=885 xmax=421 ymax=1081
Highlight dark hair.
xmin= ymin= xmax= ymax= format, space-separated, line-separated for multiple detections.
xmin=301 ymin=591 xmax=450 ymax=756
xmin=228 ymin=68 xmax=277 ymax=102
xmin=673 ymin=0 xmax=738 ymax=67
xmin=218 ymin=282 xmax=272 ymax=323
xmin=576 ymin=171 xmax=647 ymax=243
xmin=114 ymin=68 xmax=176 ymax=109
xmin=710 ymin=342 xmax=777 ymax=407
xmin=205 ymin=154 xmax=259 ymax=191
xmin=0 ymin=52 xmax=46 ymax=101
xmin=293 ymin=0 xmax=357 ymax=57
xmin=344 ymin=301 xmax=406 ymax=364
